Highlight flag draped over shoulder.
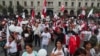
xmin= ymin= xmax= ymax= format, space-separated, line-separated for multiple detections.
xmin=42 ymin=0 xmax=47 ymax=18
xmin=68 ymin=35 xmax=77 ymax=55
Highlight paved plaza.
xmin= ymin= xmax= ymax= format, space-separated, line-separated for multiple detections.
xmin=0 ymin=41 xmax=55 ymax=56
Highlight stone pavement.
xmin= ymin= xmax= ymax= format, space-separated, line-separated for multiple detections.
xmin=0 ymin=41 xmax=55 ymax=56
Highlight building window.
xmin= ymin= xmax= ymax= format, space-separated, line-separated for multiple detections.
xmin=85 ymin=2 xmax=88 ymax=6
xmin=78 ymin=2 xmax=81 ymax=7
xmin=31 ymin=1 xmax=33 ymax=6
xmin=91 ymin=0 xmax=95 ymax=1
xmin=97 ymin=3 xmax=100 ymax=7
xmin=58 ymin=2 xmax=61 ymax=6
xmin=24 ymin=1 xmax=27 ymax=6
xmin=65 ymin=2 xmax=67 ymax=6
xmin=2 ymin=1 xmax=5 ymax=6
xmin=37 ymin=1 xmax=40 ymax=6
xmin=9 ymin=1 xmax=12 ymax=6
xmin=71 ymin=2 xmax=74 ymax=6
xmin=51 ymin=2 xmax=53 ymax=6
xmin=72 ymin=0 xmax=75 ymax=1
xmin=48 ymin=2 xmax=50 ymax=6
xmin=17 ymin=1 xmax=19 ymax=5
xmin=85 ymin=0 xmax=89 ymax=1
xmin=91 ymin=2 xmax=94 ymax=7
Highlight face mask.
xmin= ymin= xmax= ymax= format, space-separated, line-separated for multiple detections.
xmin=24 ymin=33 xmax=29 ymax=37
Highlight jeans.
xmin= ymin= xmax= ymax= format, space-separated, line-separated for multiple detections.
xmin=41 ymin=44 xmax=48 ymax=51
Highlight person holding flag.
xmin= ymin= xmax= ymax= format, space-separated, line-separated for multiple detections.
xmin=42 ymin=0 xmax=47 ymax=18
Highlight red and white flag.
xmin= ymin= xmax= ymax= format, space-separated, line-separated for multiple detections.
xmin=31 ymin=9 xmax=35 ymax=19
xmin=18 ymin=16 xmax=22 ymax=26
xmin=60 ymin=4 xmax=65 ymax=12
xmin=30 ymin=9 xmax=35 ymax=24
xmin=42 ymin=0 xmax=47 ymax=18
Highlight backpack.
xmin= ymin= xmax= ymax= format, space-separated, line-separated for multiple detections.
xmin=54 ymin=47 xmax=69 ymax=56
xmin=89 ymin=35 xmax=97 ymax=47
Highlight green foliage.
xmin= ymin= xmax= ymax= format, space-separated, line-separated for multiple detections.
xmin=86 ymin=7 xmax=100 ymax=14
xmin=16 ymin=4 xmax=24 ymax=14
xmin=24 ymin=9 xmax=28 ymax=15
xmin=0 ymin=5 xmax=3 ymax=12
xmin=8 ymin=6 xmax=14 ymax=14
xmin=2 ymin=7 xmax=7 ymax=15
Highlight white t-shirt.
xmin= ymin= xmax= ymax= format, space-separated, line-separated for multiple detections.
xmin=97 ymin=33 xmax=100 ymax=44
xmin=65 ymin=35 xmax=70 ymax=45
xmin=27 ymin=53 xmax=34 ymax=56
xmin=33 ymin=26 xmax=41 ymax=35
xmin=52 ymin=48 xmax=68 ymax=56
xmin=90 ymin=48 xmax=96 ymax=56
xmin=5 ymin=41 xmax=17 ymax=53
xmin=0 ymin=31 xmax=2 ymax=36
xmin=17 ymin=35 xmax=22 ymax=40
xmin=41 ymin=32 xmax=51 ymax=45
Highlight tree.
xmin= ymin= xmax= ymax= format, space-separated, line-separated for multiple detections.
xmin=24 ymin=9 xmax=28 ymax=15
xmin=8 ymin=6 xmax=14 ymax=15
xmin=0 ymin=5 xmax=3 ymax=13
xmin=2 ymin=7 xmax=7 ymax=15
xmin=77 ymin=8 xmax=82 ymax=15
xmin=86 ymin=7 xmax=100 ymax=14
xmin=16 ymin=4 xmax=24 ymax=14
xmin=0 ymin=5 xmax=2 ymax=10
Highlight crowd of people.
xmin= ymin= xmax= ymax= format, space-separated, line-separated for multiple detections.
xmin=0 ymin=14 xmax=100 ymax=56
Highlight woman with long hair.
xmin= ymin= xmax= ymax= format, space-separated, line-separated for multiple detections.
xmin=22 ymin=44 xmax=37 ymax=56
xmin=51 ymin=40 xmax=69 ymax=56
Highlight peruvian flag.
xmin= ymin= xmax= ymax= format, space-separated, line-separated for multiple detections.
xmin=60 ymin=4 xmax=65 ymax=12
xmin=17 ymin=16 xmax=22 ymax=26
xmin=31 ymin=9 xmax=35 ymax=19
xmin=42 ymin=0 xmax=47 ymax=18
xmin=30 ymin=9 xmax=35 ymax=24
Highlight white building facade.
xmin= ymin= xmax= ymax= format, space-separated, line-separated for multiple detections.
xmin=0 ymin=0 xmax=100 ymax=15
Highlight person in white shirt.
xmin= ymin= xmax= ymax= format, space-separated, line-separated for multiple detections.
xmin=90 ymin=44 xmax=100 ymax=56
xmin=13 ymin=32 xmax=22 ymax=56
xmin=41 ymin=27 xmax=51 ymax=50
xmin=4 ymin=36 xmax=17 ymax=56
xmin=33 ymin=22 xmax=41 ymax=47
xmin=51 ymin=40 xmax=69 ymax=56
xmin=22 ymin=44 xmax=37 ymax=56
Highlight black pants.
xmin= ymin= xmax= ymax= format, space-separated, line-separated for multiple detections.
xmin=34 ymin=35 xmax=40 ymax=47
xmin=16 ymin=51 xmax=20 ymax=56
xmin=2 ymin=48 xmax=7 ymax=56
